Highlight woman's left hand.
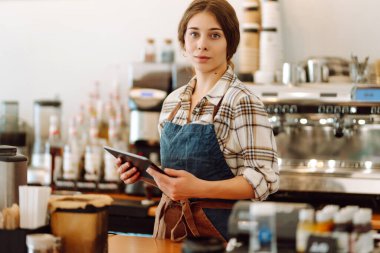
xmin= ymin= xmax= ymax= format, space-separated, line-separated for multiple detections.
xmin=146 ymin=167 xmax=203 ymax=201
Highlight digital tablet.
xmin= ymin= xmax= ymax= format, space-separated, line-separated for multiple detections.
xmin=103 ymin=146 xmax=166 ymax=187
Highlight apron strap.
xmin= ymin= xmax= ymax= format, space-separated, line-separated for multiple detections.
xmin=167 ymin=198 xmax=200 ymax=241
xmin=169 ymin=199 xmax=233 ymax=241
xmin=181 ymin=200 xmax=201 ymax=237
xmin=167 ymin=102 xmax=181 ymax=122
xmin=167 ymin=95 xmax=224 ymax=124
xmin=196 ymin=200 xmax=235 ymax=209
xmin=155 ymin=194 xmax=235 ymax=241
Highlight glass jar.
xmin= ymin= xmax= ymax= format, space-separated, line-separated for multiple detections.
xmin=160 ymin=38 xmax=175 ymax=63
xmin=143 ymin=38 xmax=156 ymax=63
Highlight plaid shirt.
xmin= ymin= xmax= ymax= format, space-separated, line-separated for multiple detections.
xmin=159 ymin=66 xmax=279 ymax=200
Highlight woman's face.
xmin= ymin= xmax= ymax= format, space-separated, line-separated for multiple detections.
xmin=184 ymin=11 xmax=228 ymax=74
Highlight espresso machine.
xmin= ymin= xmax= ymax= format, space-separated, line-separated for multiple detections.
xmin=127 ymin=62 xmax=172 ymax=158
xmin=126 ymin=62 xmax=172 ymax=195
xmin=247 ymin=83 xmax=380 ymax=215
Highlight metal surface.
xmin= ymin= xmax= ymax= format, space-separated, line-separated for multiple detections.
xmin=247 ymin=83 xmax=380 ymax=195
xmin=279 ymin=159 xmax=380 ymax=194
xmin=0 ymin=146 xmax=27 ymax=210
xmin=129 ymin=110 xmax=160 ymax=144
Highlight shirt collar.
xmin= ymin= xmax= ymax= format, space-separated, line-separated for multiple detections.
xmin=179 ymin=65 xmax=235 ymax=106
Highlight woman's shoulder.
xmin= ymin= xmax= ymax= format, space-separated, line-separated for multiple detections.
xmin=161 ymin=85 xmax=187 ymax=113
xmin=224 ymin=77 xmax=264 ymax=106
xmin=166 ymin=85 xmax=187 ymax=102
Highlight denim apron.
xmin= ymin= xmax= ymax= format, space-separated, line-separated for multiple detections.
xmin=153 ymin=98 xmax=236 ymax=242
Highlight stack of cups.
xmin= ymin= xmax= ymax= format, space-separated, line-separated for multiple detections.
xmin=240 ymin=23 xmax=260 ymax=75
xmin=19 ymin=186 xmax=51 ymax=229
xmin=239 ymin=0 xmax=260 ymax=77
xmin=254 ymin=0 xmax=283 ymax=84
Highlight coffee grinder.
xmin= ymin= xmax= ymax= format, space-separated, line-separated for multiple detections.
xmin=0 ymin=101 xmax=29 ymax=157
xmin=128 ymin=62 xmax=171 ymax=158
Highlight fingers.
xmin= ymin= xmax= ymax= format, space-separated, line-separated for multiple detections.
xmin=120 ymin=166 xmax=136 ymax=179
xmin=117 ymin=161 xmax=132 ymax=174
xmin=147 ymin=168 xmax=161 ymax=184
xmin=147 ymin=167 xmax=161 ymax=178
xmin=116 ymin=158 xmax=122 ymax=166
xmin=122 ymin=171 xmax=140 ymax=184
xmin=120 ymin=167 xmax=140 ymax=183
xmin=147 ymin=167 xmax=172 ymax=186
xmin=164 ymin=168 xmax=182 ymax=177
xmin=116 ymin=160 xmax=141 ymax=184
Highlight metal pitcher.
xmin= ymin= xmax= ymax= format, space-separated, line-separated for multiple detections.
xmin=282 ymin=62 xmax=306 ymax=85
xmin=307 ymin=59 xmax=329 ymax=83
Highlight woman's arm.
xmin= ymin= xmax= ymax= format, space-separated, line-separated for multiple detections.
xmin=232 ymin=94 xmax=280 ymax=200
xmin=147 ymin=167 xmax=254 ymax=201
xmin=198 ymin=175 xmax=255 ymax=199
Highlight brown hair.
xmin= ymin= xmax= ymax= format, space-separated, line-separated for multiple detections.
xmin=178 ymin=0 xmax=240 ymax=63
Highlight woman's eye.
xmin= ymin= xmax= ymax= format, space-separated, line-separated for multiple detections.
xmin=189 ymin=32 xmax=198 ymax=37
xmin=210 ymin=33 xmax=221 ymax=39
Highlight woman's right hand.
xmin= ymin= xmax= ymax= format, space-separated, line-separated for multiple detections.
xmin=116 ymin=158 xmax=141 ymax=184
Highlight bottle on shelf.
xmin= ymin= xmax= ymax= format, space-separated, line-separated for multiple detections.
xmin=96 ymin=118 xmax=124 ymax=192
xmin=249 ymin=203 xmax=277 ymax=253
xmin=46 ymin=115 xmax=63 ymax=189
xmin=62 ymin=117 xmax=83 ymax=183
xmin=84 ymin=145 xmax=102 ymax=182
xmin=160 ymin=38 xmax=175 ymax=63
xmin=80 ymin=117 xmax=104 ymax=191
xmin=104 ymin=118 xmax=123 ymax=181
xmin=71 ymin=76 xmax=131 ymax=191
xmin=296 ymin=208 xmax=315 ymax=253
xmin=341 ymin=205 xmax=359 ymax=232
xmin=333 ymin=209 xmax=351 ymax=253
xmin=143 ymin=38 xmax=156 ymax=63
xmin=314 ymin=210 xmax=334 ymax=235
xmin=351 ymin=208 xmax=374 ymax=253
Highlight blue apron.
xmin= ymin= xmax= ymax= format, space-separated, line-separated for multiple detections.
xmin=153 ymin=99 xmax=236 ymax=241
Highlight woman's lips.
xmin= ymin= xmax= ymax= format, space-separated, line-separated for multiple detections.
xmin=195 ymin=55 xmax=211 ymax=63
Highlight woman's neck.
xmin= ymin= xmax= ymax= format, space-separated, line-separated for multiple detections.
xmin=193 ymin=64 xmax=228 ymax=96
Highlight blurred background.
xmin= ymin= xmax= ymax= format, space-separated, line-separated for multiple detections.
xmin=0 ymin=0 xmax=379 ymax=127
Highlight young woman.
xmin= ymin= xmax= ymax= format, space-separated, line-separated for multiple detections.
xmin=117 ymin=0 xmax=279 ymax=242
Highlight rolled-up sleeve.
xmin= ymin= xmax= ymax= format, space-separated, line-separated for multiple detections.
xmin=233 ymin=95 xmax=279 ymax=201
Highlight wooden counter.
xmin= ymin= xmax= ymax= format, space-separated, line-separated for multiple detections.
xmin=108 ymin=234 xmax=182 ymax=253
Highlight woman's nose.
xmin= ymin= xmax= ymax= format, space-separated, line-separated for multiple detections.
xmin=197 ymin=37 xmax=208 ymax=51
